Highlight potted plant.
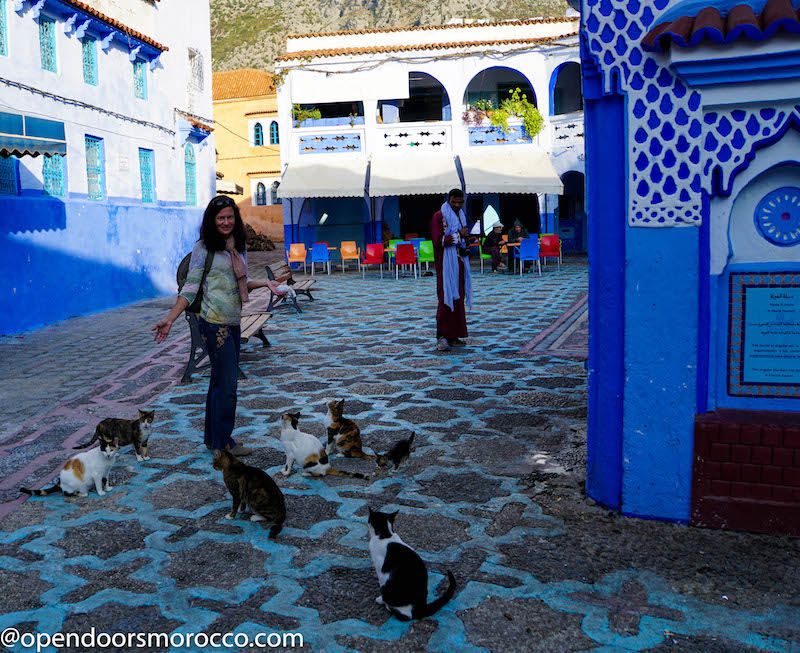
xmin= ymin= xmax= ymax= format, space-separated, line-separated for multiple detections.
xmin=462 ymin=99 xmax=494 ymax=127
xmin=292 ymin=104 xmax=322 ymax=127
xmin=488 ymin=88 xmax=544 ymax=139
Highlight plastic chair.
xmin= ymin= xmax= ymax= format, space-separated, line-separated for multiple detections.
xmin=409 ymin=238 xmax=425 ymax=253
xmin=418 ymin=240 xmax=434 ymax=270
xmin=518 ymin=238 xmax=541 ymax=276
xmin=539 ymin=234 xmax=562 ymax=270
xmin=310 ymin=242 xmax=331 ymax=276
xmin=479 ymin=240 xmax=492 ymax=273
xmin=387 ymin=239 xmax=402 ymax=271
xmin=395 ymin=242 xmax=417 ymax=279
xmin=361 ymin=243 xmax=384 ymax=279
xmin=286 ymin=243 xmax=308 ymax=274
xmin=339 ymin=240 xmax=360 ymax=273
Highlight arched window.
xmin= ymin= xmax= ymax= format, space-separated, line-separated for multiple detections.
xmin=551 ymin=62 xmax=582 ymax=115
xmin=255 ymin=182 xmax=266 ymax=206
xmin=253 ymin=122 xmax=263 ymax=146
xmin=271 ymin=181 xmax=281 ymax=205
xmin=184 ymin=143 xmax=196 ymax=206
xmin=269 ymin=121 xmax=279 ymax=145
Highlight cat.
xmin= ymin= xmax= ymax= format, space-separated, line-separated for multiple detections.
xmin=376 ymin=433 xmax=415 ymax=471
xmin=279 ymin=412 xmax=368 ymax=480
xmin=74 ymin=409 xmax=154 ymax=462
xmin=21 ymin=438 xmax=120 ymax=497
xmin=367 ymin=507 xmax=457 ymax=621
xmin=324 ymin=399 xmax=375 ymax=460
xmin=212 ymin=450 xmax=286 ymax=539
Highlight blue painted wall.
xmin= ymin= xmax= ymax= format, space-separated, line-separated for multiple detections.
xmin=584 ymin=48 xmax=626 ymax=510
xmin=296 ymin=197 xmax=371 ymax=250
xmin=621 ymin=228 xmax=698 ymax=522
xmin=0 ymin=195 xmax=200 ymax=335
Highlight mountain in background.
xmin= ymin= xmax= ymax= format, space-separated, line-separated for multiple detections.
xmin=211 ymin=0 xmax=573 ymax=73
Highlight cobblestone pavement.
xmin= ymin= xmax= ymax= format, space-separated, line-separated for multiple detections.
xmin=1 ymin=258 xmax=799 ymax=652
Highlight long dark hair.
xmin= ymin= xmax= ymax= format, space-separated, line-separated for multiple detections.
xmin=200 ymin=195 xmax=246 ymax=252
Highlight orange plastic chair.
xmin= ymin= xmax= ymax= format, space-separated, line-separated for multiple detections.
xmin=286 ymin=243 xmax=308 ymax=274
xmin=394 ymin=242 xmax=417 ymax=279
xmin=361 ymin=243 xmax=384 ymax=279
xmin=340 ymin=241 xmax=360 ymax=273
xmin=539 ymin=234 xmax=562 ymax=270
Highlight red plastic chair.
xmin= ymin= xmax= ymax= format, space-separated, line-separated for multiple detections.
xmin=539 ymin=234 xmax=562 ymax=270
xmin=361 ymin=243 xmax=384 ymax=279
xmin=394 ymin=242 xmax=417 ymax=279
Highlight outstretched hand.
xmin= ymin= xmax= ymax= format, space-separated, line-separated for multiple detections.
xmin=152 ymin=319 xmax=172 ymax=344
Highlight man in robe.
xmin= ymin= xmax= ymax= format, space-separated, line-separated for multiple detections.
xmin=431 ymin=188 xmax=473 ymax=351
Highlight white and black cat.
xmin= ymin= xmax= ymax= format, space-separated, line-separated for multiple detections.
xmin=367 ymin=507 xmax=456 ymax=620
xmin=21 ymin=439 xmax=120 ymax=497
xmin=74 ymin=409 xmax=154 ymax=462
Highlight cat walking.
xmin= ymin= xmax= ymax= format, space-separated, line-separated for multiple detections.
xmin=21 ymin=439 xmax=120 ymax=497
xmin=74 ymin=409 xmax=154 ymax=462
xmin=324 ymin=399 xmax=375 ymax=460
xmin=279 ymin=413 xmax=368 ymax=479
xmin=213 ymin=450 xmax=286 ymax=539
xmin=368 ymin=507 xmax=456 ymax=620
xmin=376 ymin=433 xmax=415 ymax=471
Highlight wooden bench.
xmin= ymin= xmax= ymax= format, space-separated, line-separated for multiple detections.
xmin=264 ymin=261 xmax=317 ymax=314
xmin=176 ymin=253 xmax=273 ymax=384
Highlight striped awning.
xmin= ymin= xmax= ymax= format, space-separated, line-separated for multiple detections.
xmin=0 ymin=111 xmax=66 ymax=158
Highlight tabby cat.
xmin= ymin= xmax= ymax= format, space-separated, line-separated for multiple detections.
xmin=376 ymin=433 xmax=415 ymax=471
xmin=368 ymin=507 xmax=456 ymax=621
xmin=279 ymin=412 xmax=368 ymax=479
xmin=21 ymin=439 xmax=120 ymax=497
xmin=324 ymin=399 xmax=375 ymax=460
xmin=212 ymin=450 xmax=286 ymax=539
xmin=75 ymin=409 xmax=154 ymax=462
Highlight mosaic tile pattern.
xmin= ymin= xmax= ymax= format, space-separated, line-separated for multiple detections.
xmin=1 ymin=262 xmax=798 ymax=651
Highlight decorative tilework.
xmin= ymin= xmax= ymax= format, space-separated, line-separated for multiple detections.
xmin=298 ymin=132 xmax=361 ymax=155
xmin=42 ymin=155 xmax=64 ymax=198
xmin=82 ymin=37 xmax=97 ymax=86
xmin=138 ymin=148 xmax=154 ymax=203
xmin=184 ymin=143 xmax=196 ymax=206
xmin=0 ymin=156 xmax=17 ymax=195
xmin=39 ymin=15 xmax=56 ymax=73
xmin=468 ymin=125 xmax=531 ymax=146
xmin=85 ymin=136 xmax=104 ymax=201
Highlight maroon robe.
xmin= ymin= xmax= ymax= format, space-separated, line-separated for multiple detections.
xmin=431 ymin=210 xmax=468 ymax=339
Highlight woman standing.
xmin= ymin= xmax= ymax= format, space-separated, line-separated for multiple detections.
xmin=153 ymin=196 xmax=275 ymax=456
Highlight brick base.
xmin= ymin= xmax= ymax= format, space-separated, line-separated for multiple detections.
xmin=692 ymin=410 xmax=800 ymax=536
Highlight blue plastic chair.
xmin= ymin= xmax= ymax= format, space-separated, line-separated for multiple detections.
xmin=410 ymin=238 xmax=425 ymax=252
xmin=310 ymin=243 xmax=331 ymax=275
xmin=518 ymin=238 xmax=541 ymax=276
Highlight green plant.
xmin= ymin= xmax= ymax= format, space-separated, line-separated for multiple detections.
xmin=462 ymin=99 xmax=496 ymax=127
xmin=349 ymin=112 xmax=358 ymax=127
xmin=292 ymin=104 xmax=321 ymax=126
xmin=487 ymin=88 xmax=543 ymax=139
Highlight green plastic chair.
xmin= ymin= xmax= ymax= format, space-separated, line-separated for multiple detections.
xmin=479 ymin=241 xmax=492 ymax=273
xmin=388 ymin=239 xmax=402 ymax=271
xmin=418 ymin=240 xmax=435 ymax=270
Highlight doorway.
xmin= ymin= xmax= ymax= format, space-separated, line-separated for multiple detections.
xmin=399 ymin=194 xmax=444 ymax=238
xmin=499 ymin=193 xmax=540 ymax=234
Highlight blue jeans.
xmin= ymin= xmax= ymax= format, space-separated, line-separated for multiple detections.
xmin=198 ymin=319 xmax=241 ymax=450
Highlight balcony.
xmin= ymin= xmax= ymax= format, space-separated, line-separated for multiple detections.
xmin=550 ymin=112 xmax=584 ymax=152
xmin=295 ymin=124 xmax=365 ymax=156
xmin=376 ymin=123 xmax=452 ymax=153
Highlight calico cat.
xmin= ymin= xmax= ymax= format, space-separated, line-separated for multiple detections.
xmin=279 ymin=412 xmax=368 ymax=480
xmin=376 ymin=433 xmax=415 ymax=471
xmin=324 ymin=399 xmax=375 ymax=459
xmin=74 ymin=409 xmax=154 ymax=462
xmin=367 ymin=507 xmax=456 ymax=621
xmin=212 ymin=450 xmax=286 ymax=539
xmin=21 ymin=439 xmax=120 ymax=497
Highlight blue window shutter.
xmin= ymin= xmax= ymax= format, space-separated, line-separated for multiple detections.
xmin=271 ymin=181 xmax=280 ymax=205
xmin=254 ymin=123 xmax=263 ymax=146
xmin=133 ymin=60 xmax=147 ymax=99
xmin=139 ymin=148 xmax=155 ymax=203
xmin=256 ymin=182 xmax=266 ymax=205
xmin=85 ymin=136 xmax=104 ymax=200
xmin=184 ymin=143 xmax=196 ymax=206
xmin=269 ymin=121 xmax=279 ymax=145
xmin=82 ymin=37 xmax=97 ymax=86
xmin=43 ymin=155 xmax=65 ymax=197
xmin=39 ymin=15 xmax=57 ymax=72
xmin=0 ymin=156 xmax=18 ymax=195
xmin=0 ymin=0 xmax=8 ymax=57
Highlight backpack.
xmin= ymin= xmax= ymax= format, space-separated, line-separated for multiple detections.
xmin=176 ymin=248 xmax=214 ymax=314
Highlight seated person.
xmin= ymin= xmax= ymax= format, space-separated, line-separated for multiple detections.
xmin=382 ymin=222 xmax=394 ymax=249
xmin=506 ymin=219 xmax=529 ymax=269
xmin=482 ymin=222 xmax=508 ymax=272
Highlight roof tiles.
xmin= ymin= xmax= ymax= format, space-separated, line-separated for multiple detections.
xmin=643 ymin=0 xmax=800 ymax=52
xmin=63 ymin=0 xmax=167 ymax=51
xmin=213 ymin=69 xmax=275 ymax=100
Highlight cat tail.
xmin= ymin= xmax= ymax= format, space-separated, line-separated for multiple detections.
xmin=73 ymin=430 xmax=99 ymax=450
xmin=268 ymin=521 xmax=283 ymax=539
xmin=414 ymin=571 xmax=456 ymax=619
xmin=351 ymin=450 xmax=376 ymax=460
xmin=20 ymin=481 xmax=61 ymax=496
xmin=325 ymin=467 xmax=369 ymax=480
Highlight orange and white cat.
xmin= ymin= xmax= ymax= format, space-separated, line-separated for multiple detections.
xmin=20 ymin=439 xmax=120 ymax=497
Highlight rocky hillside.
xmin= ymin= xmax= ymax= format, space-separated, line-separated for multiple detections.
xmin=211 ymin=0 xmax=573 ymax=72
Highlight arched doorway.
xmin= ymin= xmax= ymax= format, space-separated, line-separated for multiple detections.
xmin=550 ymin=62 xmax=583 ymax=115
xmin=463 ymin=66 xmax=536 ymax=109
xmin=379 ymin=72 xmax=451 ymax=123
xmin=558 ymin=171 xmax=586 ymax=252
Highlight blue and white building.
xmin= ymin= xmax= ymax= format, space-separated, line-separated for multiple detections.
xmin=273 ymin=18 xmax=584 ymax=252
xmin=583 ymin=0 xmax=800 ymax=534
xmin=0 ymin=0 xmax=215 ymax=334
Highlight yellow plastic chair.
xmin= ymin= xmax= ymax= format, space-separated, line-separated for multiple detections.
xmin=340 ymin=241 xmax=360 ymax=273
xmin=286 ymin=243 xmax=308 ymax=274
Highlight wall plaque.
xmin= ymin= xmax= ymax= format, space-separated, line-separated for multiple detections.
xmin=729 ymin=272 xmax=800 ymax=397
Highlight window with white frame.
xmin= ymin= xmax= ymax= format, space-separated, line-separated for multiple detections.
xmin=188 ymin=48 xmax=203 ymax=91
xmin=255 ymin=182 xmax=266 ymax=206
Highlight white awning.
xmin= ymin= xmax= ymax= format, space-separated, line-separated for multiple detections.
xmin=277 ymin=159 xmax=368 ymax=198
xmin=459 ymin=151 xmax=564 ymax=195
xmin=369 ymin=154 xmax=460 ymax=197
xmin=216 ymin=179 xmax=243 ymax=195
